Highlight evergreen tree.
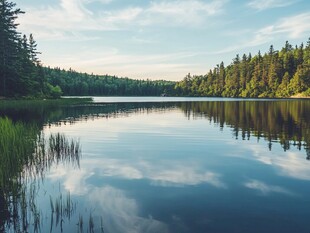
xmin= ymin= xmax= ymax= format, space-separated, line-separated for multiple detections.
xmin=0 ymin=0 xmax=23 ymax=96
xmin=288 ymin=66 xmax=308 ymax=95
xmin=276 ymin=72 xmax=290 ymax=97
xmin=174 ymin=40 xmax=310 ymax=98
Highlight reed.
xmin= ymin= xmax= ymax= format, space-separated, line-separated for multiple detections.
xmin=78 ymin=214 xmax=84 ymax=233
xmin=48 ymin=133 xmax=81 ymax=168
xmin=0 ymin=117 xmax=38 ymax=188
xmin=0 ymin=117 xmax=82 ymax=233
xmin=88 ymin=213 xmax=94 ymax=233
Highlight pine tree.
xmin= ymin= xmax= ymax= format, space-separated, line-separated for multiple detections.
xmin=288 ymin=66 xmax=308 ymax=95
xmin=29 ymin=34 xmax=40 ymax=64
xmin=267 ymin=62 xmax=279 ymax=95
xmin=0 ymin=0 xmax=24 ymax=96
xmin=276 ymin=72 xmax=290 ymax=97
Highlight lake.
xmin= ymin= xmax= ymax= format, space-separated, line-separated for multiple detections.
xmin=0 ymin=97 xmax=309 ymax=233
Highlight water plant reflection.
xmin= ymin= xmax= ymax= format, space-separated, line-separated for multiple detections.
xmin=0 ymin=117 xmax=81 ymax=233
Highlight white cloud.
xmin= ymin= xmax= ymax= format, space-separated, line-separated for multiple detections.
xmin=103 ymin=7 xmax=144 ymax=24
xmin=244 ymin=179 xmax=295 ymax=196
xmin=43 ymin=48 xmax=202 ymax=80
xmin=60 ymin=0 xmax=91 ymax=18
xmin=250 ymin=13 xmax=310 ymax=45
xmin=17 ymin=0 xmax=121 ymax=38
xmin=142 ymin=0 xmax=227 ymax=26
xmin=14 ymin=0 xmax=227 ymax=79
xmin=247 ymin=0 xmax=297 ymax=11
xmin=83 ymin=0 xmax=113 ymax=4
xmin=17 ymin=0 xmax=227 ymax=40
xmin=214 ymin=12 xmax=310 ymax=54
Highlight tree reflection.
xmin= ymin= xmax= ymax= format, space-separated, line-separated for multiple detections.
xmin=178 ymin=100 xmax=310 ymax=159
xmin=1 ymin=99 xmax=308 ymax=159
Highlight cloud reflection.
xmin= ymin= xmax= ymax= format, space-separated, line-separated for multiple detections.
xmin=48 ymin=166 xmax=93 ymax=195
xmin=92 ymin=158 xmax=226 ymax=188
xmin=88 ymin=186 xmax=169 ymax=233
xmin=244 ymin=179 xmax=295 ymax=196
xmin=248 ymin=145 xmax=310 ymax=181
xmin=150 ymin=169 xmax=226 ymax=188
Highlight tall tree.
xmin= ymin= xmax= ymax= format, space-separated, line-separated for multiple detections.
xmin=0 ymin=0 xmax=23 ymax=96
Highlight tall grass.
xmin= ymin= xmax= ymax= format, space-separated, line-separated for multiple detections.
xmin=0 ymin=117 xmax=38 ymax=188
xmin=48 ymin=133 xmax=81 ymax=168
xmin=0 ymin=117 xmax=82 ymax=233
xmin=0 ymin=98 xmax=93 ymax=110
xmin=0 ymin=116 xmax=106 ymax=233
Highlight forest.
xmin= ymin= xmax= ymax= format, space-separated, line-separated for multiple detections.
xmin=175 ymin=40 xmax=310 ymax=98
xmin=0 ymin=0 xmax=309 ymax=98
xmin=44 ymin=67 xmax=175 ymax=96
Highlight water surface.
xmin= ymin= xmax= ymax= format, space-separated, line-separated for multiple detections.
xmin=0 ymin=98 xmax=309 ymax=233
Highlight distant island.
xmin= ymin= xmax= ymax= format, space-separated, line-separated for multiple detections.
xmin=0 ymin=0 xmax=309 ymax=99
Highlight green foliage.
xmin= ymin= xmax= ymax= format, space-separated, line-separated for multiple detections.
xmin=47 ymin=83 xmax=63 ymax=99
xmin=276 ymin=72 xmax=290 ymax=97
xmin=0 ymin=1 xmax=49 ymax=98
xmin=302 ymin=88 xmax=310 ymax=97
xmin=175 ymin=39 xmax=310 ymax=98
xmin=44 ymin=67 xmax=176 ymax=96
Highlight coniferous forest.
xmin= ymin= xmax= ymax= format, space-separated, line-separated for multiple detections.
xmin=175 ymin=41 xmax=310 ymax=98
xmin=1 ymin=0 xmax=309 ymax=98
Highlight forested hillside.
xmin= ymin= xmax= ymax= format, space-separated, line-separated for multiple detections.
xmin=175 ymin=40 xmax=310 ymax=97
xmin=44 ymin=67 xmax=175 ymax=96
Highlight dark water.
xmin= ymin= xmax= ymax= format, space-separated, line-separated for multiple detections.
xmin=0 ymin=98 xmax=310 ymax=233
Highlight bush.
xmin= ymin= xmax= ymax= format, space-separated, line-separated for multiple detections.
xmin=47 ymin=84 xmax=63 ymax=99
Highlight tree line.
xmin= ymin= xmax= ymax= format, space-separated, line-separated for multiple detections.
xmin=175 ymin=40 xmax=310 ymax=97
xmin=1 ymin=0 xmax=309 ymax=98
xmin=44 ymin=67 xmax=175 ymax=96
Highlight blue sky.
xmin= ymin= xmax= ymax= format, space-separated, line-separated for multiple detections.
xmin=14 ymin=0 xmax=310 ymax=80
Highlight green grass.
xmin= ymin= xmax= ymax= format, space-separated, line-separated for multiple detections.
xmin=0 ymin=97 xmax=93 ymax=110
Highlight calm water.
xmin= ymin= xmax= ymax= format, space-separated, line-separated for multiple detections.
xmin=1 ymin=97 xmax=310 ymax=233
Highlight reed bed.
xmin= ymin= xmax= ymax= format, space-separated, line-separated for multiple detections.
xmin=0 ymin=117 xmax=83 ymax=233
xmin=0 ymin=117 xmax=38 ymax=188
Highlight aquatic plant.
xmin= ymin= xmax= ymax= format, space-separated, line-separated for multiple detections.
xmin=0 ymin=117 xmax=82 ymax=233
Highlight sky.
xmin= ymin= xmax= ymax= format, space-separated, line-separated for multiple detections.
xmin=14 ymin=0 xmax=310 ymax=81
